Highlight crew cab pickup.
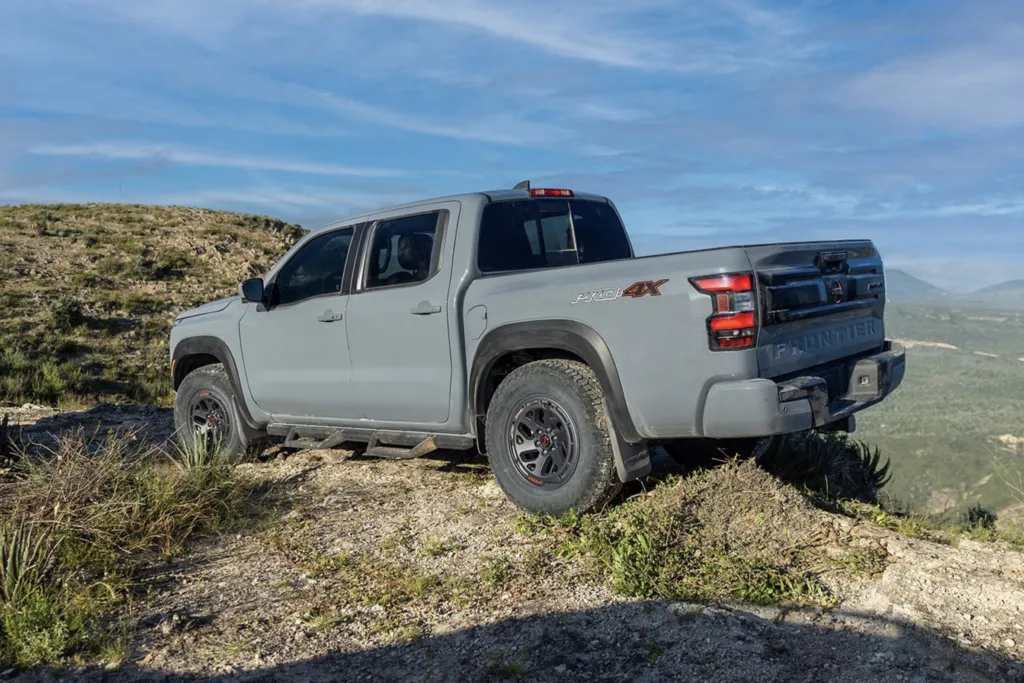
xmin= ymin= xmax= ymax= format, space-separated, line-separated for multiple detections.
xmin=169 ymin=183 xmax=905 ymax=515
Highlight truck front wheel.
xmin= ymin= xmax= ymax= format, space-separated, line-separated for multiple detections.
xmin=484 ymin=359 xmax=622 ymax=516
xmin=173 ymin=364 xmax=267 ymax=462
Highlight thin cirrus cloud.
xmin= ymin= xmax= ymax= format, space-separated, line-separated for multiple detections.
xmin=30 ymin=143 xmax=407 ymax=178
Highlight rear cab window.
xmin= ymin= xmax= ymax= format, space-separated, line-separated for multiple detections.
xmin=477 ymin=198 xmax=632 ymax=274
xmin=363 ymin=212 xmax=443 ymax=290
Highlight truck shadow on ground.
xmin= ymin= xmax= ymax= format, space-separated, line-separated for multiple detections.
xmin=29 ymin=601 xmax=1024 ymax=683
xmin=9 ymin=404 xmax=176 ymax=451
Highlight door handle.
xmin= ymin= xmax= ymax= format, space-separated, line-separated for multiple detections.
xmin=410 ymin=301 xmax=442 ymax=315
xmin=317 ymin=310 xmax=343 ymax=323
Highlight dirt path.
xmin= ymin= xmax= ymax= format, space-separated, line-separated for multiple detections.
xmin=8 ymin=405 xmax=1024 ymax=682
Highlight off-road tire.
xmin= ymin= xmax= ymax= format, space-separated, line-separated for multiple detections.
xmin=173 ymin=364 xmax=268 ymax=462
xmin=484 ymin=359 xmax=622 ymax=516
xmin=660 ymin=436 xmax=775 ymax=467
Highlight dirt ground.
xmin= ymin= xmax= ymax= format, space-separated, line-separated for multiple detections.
xmin=6 ymin=405 xmax=1024 ymax=683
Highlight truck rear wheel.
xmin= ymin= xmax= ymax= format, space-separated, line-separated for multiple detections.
xmin=484 ymin=359 xmax=622 ymax=516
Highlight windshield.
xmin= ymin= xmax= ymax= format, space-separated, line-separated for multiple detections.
xmin=477 ymin=198 xmax=632 ymax=273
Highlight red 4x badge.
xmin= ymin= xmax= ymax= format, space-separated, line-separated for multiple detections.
xmin=622 ymin=279 xmax=668 ymax=298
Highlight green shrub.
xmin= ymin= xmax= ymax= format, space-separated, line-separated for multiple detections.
xmin=49 ymin=296 xmax=84 ymax=332
xmin=961 ymin=503 xmax=997 ymax=531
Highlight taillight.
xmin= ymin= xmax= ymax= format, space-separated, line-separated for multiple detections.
xmin=691 ymin=273 xmax=758 ymax=351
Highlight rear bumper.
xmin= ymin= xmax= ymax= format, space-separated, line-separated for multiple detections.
xmin=701 ymin=340 xmax=906 ymax=439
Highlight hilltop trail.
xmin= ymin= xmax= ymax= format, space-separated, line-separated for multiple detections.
xmin=8 ymin=405 xmax=1024 ymax=683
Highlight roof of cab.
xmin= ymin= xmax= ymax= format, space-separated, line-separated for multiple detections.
xmin=312 ymin=187 xmax=611 ymax=233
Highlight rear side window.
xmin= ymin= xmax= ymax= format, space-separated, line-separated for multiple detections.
xmin=477 ymin=199 xmax=632 ymax=273
xmin=364 ymin=212 xmax=442 ymax=289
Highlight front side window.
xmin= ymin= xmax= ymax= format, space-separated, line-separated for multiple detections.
xmin=364 ymin=212 xmax=441 ymax=289
xmin=273 ymin=228 xmax=353 ymax=306
xmin=477 ymin=198 xmax=631 ymax=273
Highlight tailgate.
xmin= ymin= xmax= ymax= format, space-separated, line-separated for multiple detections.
xmin=746 ymin=241 xmax=887 ymax=378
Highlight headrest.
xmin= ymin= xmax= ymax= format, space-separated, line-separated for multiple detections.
xmin=397 ymin=232 xmax=432 ymax=272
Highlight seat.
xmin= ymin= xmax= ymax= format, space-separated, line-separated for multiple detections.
xmin=385 ymin=232 xmax=433 ymax=285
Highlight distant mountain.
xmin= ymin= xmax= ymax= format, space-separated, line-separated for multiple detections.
xmin=884 ymin=269 xmax=950 ymax=302
xmin=972 ymin=279 xmax=1024 ymax=295
xmin=956 ymin=279 xmax=1024 ymax=310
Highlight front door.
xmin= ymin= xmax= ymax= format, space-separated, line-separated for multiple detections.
xmin=343 ymin=206 xmax=457 ymax=424
xmin=239 ymin=227 xmax=355 ymax=420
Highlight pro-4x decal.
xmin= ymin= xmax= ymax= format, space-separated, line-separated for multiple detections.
xmin=570 ymin=279 xmax=668 ymax=304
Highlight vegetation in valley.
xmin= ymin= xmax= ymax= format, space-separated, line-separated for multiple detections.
xmin=857 ymin=302 xmax=1024 ymax=526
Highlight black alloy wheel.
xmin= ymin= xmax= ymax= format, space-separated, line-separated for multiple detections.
xmin=188 ymin=390 xmax=232 ymax=447
xmin=506 ymin=396 xmax=580 ymax=488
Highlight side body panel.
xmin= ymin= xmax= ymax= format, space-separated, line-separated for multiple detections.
xmin=462 ymin=248 xmax=758 ymax=440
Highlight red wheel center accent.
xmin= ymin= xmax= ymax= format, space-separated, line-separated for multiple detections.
xmin=539 ymin=435 xmax=551 ymax=449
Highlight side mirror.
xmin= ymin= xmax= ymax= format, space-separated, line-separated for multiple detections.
xmin=239 ymin=278 xmax=264 ymax=304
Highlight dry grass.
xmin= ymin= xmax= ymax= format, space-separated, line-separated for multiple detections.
xmin=0 ymin=429 xmax=252 ymax=669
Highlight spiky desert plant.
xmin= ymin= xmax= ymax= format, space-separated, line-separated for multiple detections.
xmin=761 ymin=431 xmax=891 ymax=504
xmin=0 ymin=518 xmax=60 ymax=607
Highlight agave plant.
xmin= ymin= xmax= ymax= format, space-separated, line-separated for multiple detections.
xmin=762 ymin=431 xmax=891 ymax=504
xmin=0 ymin=517 xmax=61 ymax=606
xmin=167 ymin=428 xmax=228 ymax=472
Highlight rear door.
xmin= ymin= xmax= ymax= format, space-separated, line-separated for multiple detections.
xmin=342 ymin=203 xmax=458 ymax=424
xmin=747 ymin=241 xmax=887 ymax=378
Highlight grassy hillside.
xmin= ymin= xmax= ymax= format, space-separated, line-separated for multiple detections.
xmin=857 ymin=302 xmax=1024 ymax=523
xmin=0 ymin=204 xmax=305 ymax=407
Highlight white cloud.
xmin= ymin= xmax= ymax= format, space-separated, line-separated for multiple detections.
xmin=157 ymin=187 xmax=412 ymax=213
xmin=291 ymin=0 xmax=682 ymax=71
xmin=69 ymin=0 xmax=800 ymax=74
xmin=309 ymin=89 xmax=568 ymax=146
xmin=752 ymin=183 xmax=863 ymax=211
xmin=30 ymin=142 xmax=406 ymax=177
xmin=841 ymin=47 xmax=1024 ymax=129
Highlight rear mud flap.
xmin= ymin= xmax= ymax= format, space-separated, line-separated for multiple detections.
xmin=604 ymin=399 xmax=651 ymax=482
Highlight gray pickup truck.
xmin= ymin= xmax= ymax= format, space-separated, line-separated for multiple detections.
xmin=169 ymin=183 xmax=905 ymax=515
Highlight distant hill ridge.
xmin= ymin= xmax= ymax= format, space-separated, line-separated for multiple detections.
xmin=884 ymin=269 xmax=950 ymax=302
xmin=886 ymin=269 xmax=1024 ymax=307
xmin=974 ymin=279 xmax=1024 ymax=294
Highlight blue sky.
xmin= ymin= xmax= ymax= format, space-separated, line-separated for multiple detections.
xmin=1 ymin=0 xmax=1022 ymax=291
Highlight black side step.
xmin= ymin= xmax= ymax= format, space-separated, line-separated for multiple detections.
xmin=281 ymin=427 xmax=353 ymax=451
xmin=271 ymin=424 xmax=475 ymax=453
xmin=364 ymin=434 xmax=437 ymax=460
